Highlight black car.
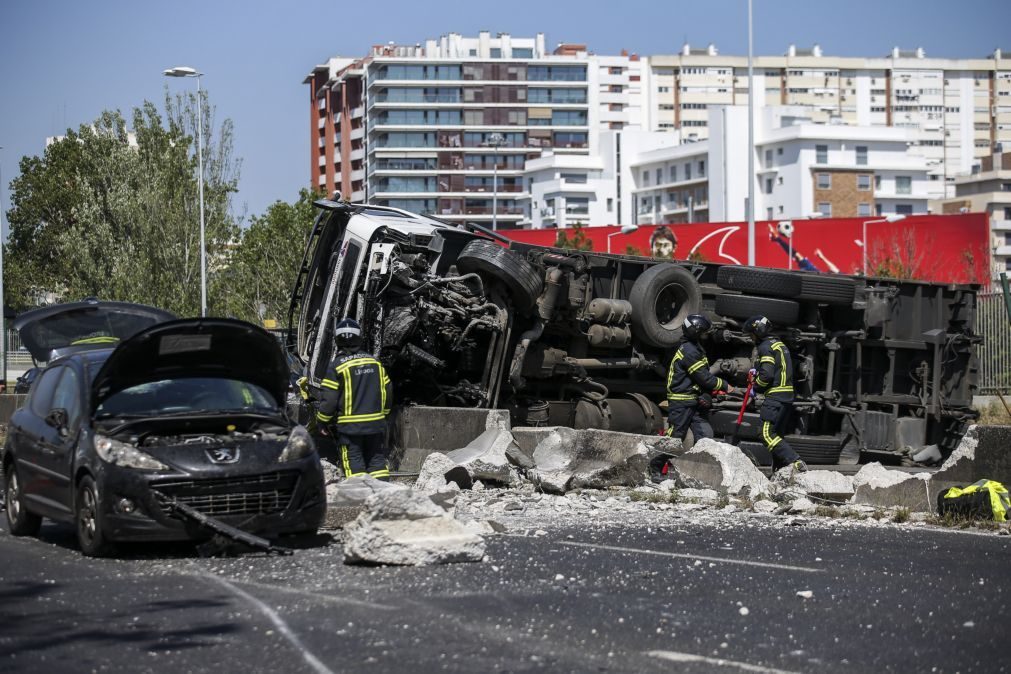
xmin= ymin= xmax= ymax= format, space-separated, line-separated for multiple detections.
xmin=2 ymin=305 xmax=324 ymax=556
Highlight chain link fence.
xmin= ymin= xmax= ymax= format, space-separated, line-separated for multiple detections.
xmin=977 ymin=292 xmax=1011 ymax=395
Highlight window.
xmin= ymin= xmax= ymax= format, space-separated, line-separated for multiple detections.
xmin=765 ymin=178 xmax=773 ymax=194
xmin=766 ymin=207 xmax=774 ymax=220
xmin=857 ymin=174 xmax=871 ymax=191
xmin=669 ymin=165 xmax=677 ymax=182
xmin=1002 ymin=183 xmax=1011 ymax=192
xmin=874 ymin=174 xmax=882 ymax=190
xmin=858 ymin=202 xmax=872 ymax=217
xmin=777 ymin=176 xmax=784 ymax=185
xmin=566 ymin=197 xmax=590 ymax=215
xmin=816 ymin=144 xmax=828 ymax=163
xmin=561 ymin=173 xmax=588 ymax=184
xmin=685 ymin=163 xmax=692 ymax=180
xmin=642 ymin=170 xmax=649 ymax=186
xmin=896 ymin=204 xmax=913 ymax=215
xmin=875 ymin=203 xmax=883 ymax=216
xmin=856 ymin=146 xmax=868 ymax=166
xmin=606 ymin=198 xmax=613 ymax=212
xmin=817 ymin=173 xmax=832 ymax=189
xmin=765 ymin=149 xmax=773 ymax=168
xmin=1004 ymin=206 xmax=1011 ymax=220
xmin=896 ymin=176 xmax=912 ymax=195
xmin=655 ymin=168 xmax=663 ymax=185
xmin=490 ymin=48 xmax=502 ymax=58
xmin=513 ymin=48 xmax=533 ymax=58
xmin=51 ymin=368 xmax=82 ymax=428
xmin=29 ymin=367 xmax=63 ymax=416
xmin=698 ymin=160 xmax=705 ymax=176
xmin=778 ymin=205 xmax=784 ymax=214
xmin=817 ymin=202 xmax=832 ymax=217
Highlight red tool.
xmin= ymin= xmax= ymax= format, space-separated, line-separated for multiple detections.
xmin=731 ymin=370 xmax=755 ymax=446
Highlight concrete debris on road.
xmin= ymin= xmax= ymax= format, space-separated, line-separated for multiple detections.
xmin=930 ymin=425 xmax=1011 ymax=505
xmin=773 ymin=469 xmax=855 ymax=503
xmin=343 ymin=489 xmax=486 ymax=566
xmin=325 ymin=475 xmax=407 ymax=528
xmin=414 ymin=452 xmax=474 ymax=493
xmin=446 ymin=429 xmax=521 ymax=486
xmin=852 ymin=463 xmax=932 ymax=512
xmin=671 ymin=438 xmax=770 ymax=499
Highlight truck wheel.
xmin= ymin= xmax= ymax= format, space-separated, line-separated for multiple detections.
xmin=797 ymin=274 xmax=857 ymax=305
xmin=629 ymin=264 xmax=702 ymax=348
xmin=711 ymin=409 xmax=762 ymax=440
xmin=717 ymin=266 xmax=802 ymax=298
xmin=784 ymin=435 xmax=844 ymax=464
xmin=715 ymin=294 xmax=800 ymax=325
xmin=457 ymin=239 xmax=543 ymax=310
xmin=5 ymin=461 xmax=42 ymax=537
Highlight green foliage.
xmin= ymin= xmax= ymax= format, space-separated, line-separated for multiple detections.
xmin=217 ymin=189 xmax=320 ymax=323
xmin=4 ymin=90 xmax=239 ymax=317
xmin=553 ymin=223 xmax=595 ymax=251
xmin=624 ymin=245 xmax=645 ymax=257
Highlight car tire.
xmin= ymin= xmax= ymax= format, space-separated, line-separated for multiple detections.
xmin=628 ymin=263 xmax=702 ymax=348
xmin=75 ymin=475 xmax=114 ymax=557
xmin=5 ymin=461 xmax=42 ymax=537
xmin=456 ymin=239 xmax=543 ymax=310
xmin=715 ymin=293 xmax=800 ymax=325
xmin=797 ymin=274 xmax=857 ymax=305
xmin=716 ymin=266 xmax=803 ymax=298
xmin=785 ymin=435 xmax=844 ymax=465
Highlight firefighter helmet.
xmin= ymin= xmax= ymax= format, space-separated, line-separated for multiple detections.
xmin=682 ymin=314 xmax=713 ymax=342
xmin=335 ymin=317 xmax=363 ymax=351
xmin=742 ymin=315 xmax=772 ymax=340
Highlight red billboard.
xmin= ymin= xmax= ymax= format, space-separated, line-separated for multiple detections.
xmin=501 ymin=214 xmax=990 ymax=285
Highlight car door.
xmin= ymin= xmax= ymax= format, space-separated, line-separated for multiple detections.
xmin=35 ymin=366 xmax=83 ymax=515
xmin=12 ymin=366 xmax=64 ymax=514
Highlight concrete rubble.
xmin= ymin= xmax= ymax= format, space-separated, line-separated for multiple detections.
xmin=446 ymin=429 xmax=521 ymax=486
xmin=851 ymin=463 xmax=933 ymax=512
xmin=325 ymin=475 xmax=407 ymax=528
xmin=773 ymin=469 xmax=855 ymax=503
xmin=414 ymin=452 xmax=473 ymax=493
xmin=671 ymin=438 xmax=770 ymax=498
xmin=343 ymin=489 xmax=486 ymax=566
xmin=511 ymin=427 xmax=674 ymax=494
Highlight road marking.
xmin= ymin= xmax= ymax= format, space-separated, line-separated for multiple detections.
xmin=200 ymin=571 xmax=335 ymax=674
xmin=233 ymin=577 xmax=398 ymax=611
xmin=559 ymin=541 xmax=823 ymax=573
xmin=648 ymin=650 xmax=802 ymax=674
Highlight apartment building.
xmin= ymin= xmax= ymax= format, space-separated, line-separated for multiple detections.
xmin=932 ymin=149 xmax=1011 ymax=276
xmin=305 ymin=33 xmax=641 ymax=229
xmin=642 ymin=45 xmax=1011 ymax=196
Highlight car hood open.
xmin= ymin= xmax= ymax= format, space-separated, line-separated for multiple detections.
xmin=13 ymin=300 xmax=176 ymax=363
xmin=90 ymin=318 xmax=290 ymax=412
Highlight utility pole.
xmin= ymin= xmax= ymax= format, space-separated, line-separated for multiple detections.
xmin=746 ymin=0 xmax=756 ymax=265
xmin=0 ymin=147 xmax=6 ymax=389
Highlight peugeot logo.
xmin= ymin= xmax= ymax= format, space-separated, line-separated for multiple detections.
xmin=206 ymin=447 xmax=240 ymax=464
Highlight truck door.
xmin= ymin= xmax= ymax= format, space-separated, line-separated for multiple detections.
xmin=308 ymin=233 xmax=368 ymax=382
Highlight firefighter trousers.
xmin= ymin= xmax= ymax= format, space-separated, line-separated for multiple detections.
xmin=758 ymin=398 xmax=801 ymax=468
xmin=336 ymin=431 xmax=390 ymax=480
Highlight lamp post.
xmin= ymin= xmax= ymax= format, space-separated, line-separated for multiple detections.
xmin=746 ymin=0 xmax=756 ymax=265
xmin=0 ymin=146 xmax=6 ymax=390
xmin=484 ymin=132 xmax=506 ymax=231
xmin=862 ymin=213 xmax=907 ymax=275
xmin=163 ymin=66 xmax=207 ymax=317
xmin=607 ymin=224 xmax=639 ymax=254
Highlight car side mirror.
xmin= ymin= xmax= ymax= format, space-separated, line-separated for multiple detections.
xmin=45 ymin=408 xmax=70 ymax=437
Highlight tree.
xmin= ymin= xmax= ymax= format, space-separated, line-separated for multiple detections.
xmin=3 ymin=90 xmax=239 ymax=317
xmin=217 ymin=189 xmax=320 ymax=324
xmin=553 ymin=223 xmax=595 ymax=251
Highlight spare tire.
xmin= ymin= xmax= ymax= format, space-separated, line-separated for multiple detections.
xmin=797 ymin=273 xmax=857 ymax=306
xmin=785 ymin=435 xmax=844 ymax=465
xmin=628 ymin=263 xmax=702 ymax=348
xmin=717 ymin=266 xmax=802 ymax=298
xmin=711 ymin=409 xmax=762 ymax=440
xmin=457 ymin=240 xmax=543 ymax=310
xmin=715 ymin=293 xmax=800 ymax=326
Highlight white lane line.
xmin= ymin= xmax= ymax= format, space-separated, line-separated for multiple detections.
xmin=648 ymin=650 xmax=802 ymax=674
xmin=559 ymin=541 xmax=823 ymax=573
xmin=232 ymin=577 xmax=398 ymax=611
xmin=200 ymin=571 xmax=335 ymax=674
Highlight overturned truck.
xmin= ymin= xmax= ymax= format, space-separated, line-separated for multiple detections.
xmin=288 ymin=199 xmax=980 ymax=466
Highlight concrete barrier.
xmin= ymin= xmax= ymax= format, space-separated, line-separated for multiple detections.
xmin=928 ymin=425 xmax=1011 ymax=509
xmin=389 ymin=406 xmax=511 ymax=472
xmin=0 ymin=395 xmax=28 ymax=425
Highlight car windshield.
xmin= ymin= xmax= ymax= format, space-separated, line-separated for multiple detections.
xmin=95 ymin=378 xmax=278 ymax=417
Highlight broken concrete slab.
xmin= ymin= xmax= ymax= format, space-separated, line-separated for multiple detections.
xmin=324 ymin=475 xmax=408 ymax=529
xmin=510 ymin=427 xmax=658 ymax=494
xmin=851 ymin=462 xmax=932 ymax=512
xmin=929 ymin=425 xmax=1011 ymax=509
xmin=670 ymin=438 xmax=770 ymax=498
xmin=343 ymin=489 xmax=486 ymax=566
xmin=390 ymin=406 xmax=511 ymax=472
xmin=446 ymin=429 xmax=520 ymax=485
xmin=414 ymin=452 xmax=473 ymax=493
xmin=773 ymin=470 xmax=855 ymax=503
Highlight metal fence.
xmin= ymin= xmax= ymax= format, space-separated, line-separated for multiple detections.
xmin=977 ymin=292 xmax=1011 ymax=395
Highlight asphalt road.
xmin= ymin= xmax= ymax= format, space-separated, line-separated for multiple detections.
xmin=0 ymin=514 xmax=1007 ymax=673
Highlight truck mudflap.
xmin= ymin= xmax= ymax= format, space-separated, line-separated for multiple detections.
xmin=158 ymin=496 xmax=293 ymax=556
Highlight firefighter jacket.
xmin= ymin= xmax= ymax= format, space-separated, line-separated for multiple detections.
xmin=753 ymin=337 xmax=794 ymax=401
xmin=316 ymin=351 xmax=393 ymax=435
xmin=666 ymin=340 xmax=729 ymax=403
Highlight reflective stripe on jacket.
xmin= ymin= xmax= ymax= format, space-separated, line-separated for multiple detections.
xmin=754 ymin=338 xmax=793 ymax=399
xmin=666 ymin=340 xmax=728 ymax=402
xmin=316 ymin=351 xmax=393 ymax=435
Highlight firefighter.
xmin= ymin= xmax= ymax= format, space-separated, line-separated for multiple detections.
xmin=654 ymin=314 xmax=733 ymax=476
xmin=314 ymin=318 xmax=394 ymax=480
xmin=742 ymin=315 xmax=808 ymax=472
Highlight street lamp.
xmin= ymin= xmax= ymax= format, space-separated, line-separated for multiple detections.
xmin=0 ymin=146 xmax=6 ymax=390
xmin=861 ymin=213 xmax=907 ymax=275
xmin=608 ymin=225 xmax=639 ymax=254
xmin=483 ymin=132 xmax=507 ymax=231
xmin=163 ymin=66 xmax=207 ymax=317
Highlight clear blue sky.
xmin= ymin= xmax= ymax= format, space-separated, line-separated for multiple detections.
xmin=1 ymin=0 xmax=1009 ymax=225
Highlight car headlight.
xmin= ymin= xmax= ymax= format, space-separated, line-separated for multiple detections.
xmin=278 ymin=426 xmax=316 ymax=463
xmin=94 ymin=435 xmax=169 ymax=471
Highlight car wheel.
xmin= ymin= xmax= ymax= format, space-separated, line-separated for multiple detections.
xmin=797 ymin=273 xmax=857 ymax=305
xmin=5 ymin=462 xmax=42 ymax=537
xmin=629 ymin=263 xmax=702 ymax=348
xmin=456 ymin=239 xmax=544 ymax=310
xmin=716 ymin=266 xmax=802 ymax=298
xmin=75 ymin=476 xmax=114 ymax=557
xmin=715 ymin=293 xmax=800 ymax=325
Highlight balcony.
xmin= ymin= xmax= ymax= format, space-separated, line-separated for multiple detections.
xmin=317 ymin=117 xmax=326 ymax=130
xmin=350 ymin=126 xmax=365 ymax=141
